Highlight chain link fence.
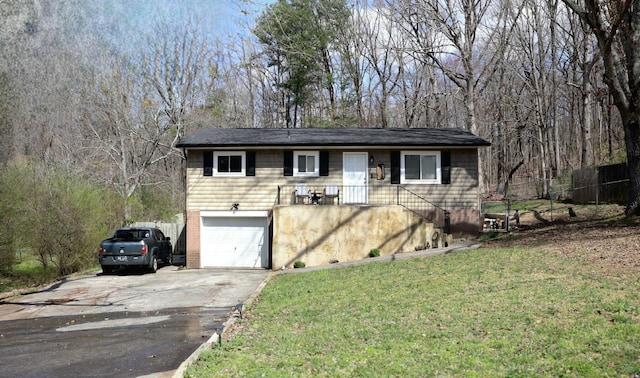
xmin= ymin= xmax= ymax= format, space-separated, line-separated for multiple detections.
xmin=482 ymin=165 xmax=629 ymax=232
xmin=498 ymin=178 xmax=572 ymax=202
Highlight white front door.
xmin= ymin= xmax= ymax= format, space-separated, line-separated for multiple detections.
xmin=343 ymin=152 xmax=368 ymax=204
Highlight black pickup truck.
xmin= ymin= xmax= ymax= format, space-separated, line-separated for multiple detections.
xmin=98 ymin=227 xmax=172 ymax=274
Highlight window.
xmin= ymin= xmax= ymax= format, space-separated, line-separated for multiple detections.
xmin=401 ymin=151 xmax=441 ymax=184
xmin=284 ymin=151 xmax=329 ymax=177
xmin=293 ymin=151 xmax=319 ymax=177
xmin=214 ymin=151 xmax=245 ymax=176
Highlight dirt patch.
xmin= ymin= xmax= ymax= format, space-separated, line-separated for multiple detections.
xmin=483 ymin=204 xmax=640 ymax=276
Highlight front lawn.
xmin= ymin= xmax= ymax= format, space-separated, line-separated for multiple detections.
xmin=186 ymin=217 xmax=640 ymax=377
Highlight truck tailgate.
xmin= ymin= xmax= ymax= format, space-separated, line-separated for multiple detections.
xmin=101 ymin=240 xmax=145 ymax=256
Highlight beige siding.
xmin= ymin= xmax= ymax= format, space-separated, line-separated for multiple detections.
xmin=186 ymin=150 xmax=283 ymax=211
xmin=184 ymin=148 xmax=483 ymax=267
xmin=185 ymin=148 xmax=480 ymax=212
xmin=186 ymin=149 xmax=344 ymax=211
xmin=367 ymin=149 xmax=479 ymax=210
xmin=402 ymin=149 xmax=480 ymax=209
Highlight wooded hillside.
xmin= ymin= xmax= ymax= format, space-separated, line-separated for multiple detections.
xmin=1 ymin=0 xmax=637 ymax=214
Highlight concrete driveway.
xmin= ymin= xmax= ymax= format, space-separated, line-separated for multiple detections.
xmin=0 ymin=266 xmax=268 ymax=377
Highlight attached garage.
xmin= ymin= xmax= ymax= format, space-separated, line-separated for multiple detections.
xmin=200 ymin=211 xmax=270 ymax=268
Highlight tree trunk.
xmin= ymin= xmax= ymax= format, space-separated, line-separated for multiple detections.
xmin=580 ymin=48 xmax=594 ymax=167
xmin=607 ymin=95 xmax=614 ymax=161
xmin=549 ymin=0 xmax=561 ymax=176
xmin=623 ymin=115 xmax=640 ymax=215
xmin=537 ymin=125 xmax=549 ymax=197
xmin=561 ymin=0 xmax=640 ymax=215
xmin=503 ymin=159 xmax=525 ymax=198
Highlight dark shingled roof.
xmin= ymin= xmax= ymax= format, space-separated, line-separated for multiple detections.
xmin=176 ymin=127 xmax=490 ymax=148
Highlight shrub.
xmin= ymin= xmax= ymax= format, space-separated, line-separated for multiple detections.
xmin=293 ymin=261 xmax=306 ymax=268
xmin=480 ymin=231 xmax=501 ymax=241
xmin=2 ymin=162 xmax=120 ymax=278
xmin=0 ymin=166 xmax=18 ymax=275
xmin=368 ymin=248 xmax=381 ymax=257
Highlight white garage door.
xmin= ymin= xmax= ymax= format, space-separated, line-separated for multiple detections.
xmin=200 ymin=214 xmax=269 ymax=268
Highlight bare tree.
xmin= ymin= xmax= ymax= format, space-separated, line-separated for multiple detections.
xmin=562 ymin=0 xmax=640 ymax=215
xmin=3 ymin=0 xmax=635 ymax=209
xmin=508 ymin=0 xmax=560 ymax=195
xmin=389 ymin=0 xmax=494 ymax=135
xmin=0 ymin=0 xmax=102 ymax=165
xmin=86 ymin=21 xmax=214 ymax=220
xmin=90 ymin=59 xmax=148 ymax=219
xmin=338 ymin=0 xmax=369 ymax=126
xmin=357 ymin=5 xmax=401 ymax=128
xmin=141 ymin=21 xmax=214 ymax=146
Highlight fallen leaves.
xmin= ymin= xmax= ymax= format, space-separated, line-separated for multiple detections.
xmin=484 ymin=204 xmax=640 ymax=277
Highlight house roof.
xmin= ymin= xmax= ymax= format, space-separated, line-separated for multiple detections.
xmin=176 ymin=127 xmax=491 ymax=148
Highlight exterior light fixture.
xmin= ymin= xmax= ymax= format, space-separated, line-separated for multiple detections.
xmin=235 ymin=303 xmax=244 ymax=319
xmin=213 ymin=323 xmax=224 ymax=346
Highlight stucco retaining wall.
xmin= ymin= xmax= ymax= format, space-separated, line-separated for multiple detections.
xmin=272 ymin=205 xmax=443 ymax=269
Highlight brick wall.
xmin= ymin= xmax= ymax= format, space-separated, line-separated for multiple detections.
xmin=186 ymin=210 xmax=201 ymax=269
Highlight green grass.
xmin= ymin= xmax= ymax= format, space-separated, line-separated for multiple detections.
xmin=1 ymin=252 xmax=53 ymax=293
xmin=0 ymin=250 xmax=99 ymax=294
xmin=186 ymin=248 xmax=640 ymax=377
xmin=483 ymin=200 xmax=545 ymax=215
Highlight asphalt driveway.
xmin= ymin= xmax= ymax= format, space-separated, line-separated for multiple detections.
xmin=0 ymin=266 xmax=268 ymax=377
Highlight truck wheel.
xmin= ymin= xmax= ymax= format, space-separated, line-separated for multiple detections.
xmin=102 ymin=266 xmax=113 ymax=275
xmin=149 ymin=255 xmax=158 ymax=273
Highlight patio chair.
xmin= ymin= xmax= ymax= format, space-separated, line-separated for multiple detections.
xmin=294 ymin=183 xmax=309 ymax=204
xmin=323 ymin=184 xmax=339 ymax=205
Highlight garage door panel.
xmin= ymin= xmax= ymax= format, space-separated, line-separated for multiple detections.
xmin=201 ymin=216 xmax=268 ymax=268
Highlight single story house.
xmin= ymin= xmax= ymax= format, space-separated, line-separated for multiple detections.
xmin=176 ymin=127 xmax=490 ymax=269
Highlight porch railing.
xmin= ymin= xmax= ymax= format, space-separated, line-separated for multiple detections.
xmin=276 ymin=184 xmax=450 ymax=233
xmin=396 ymin=187 xmax=450 ymax=234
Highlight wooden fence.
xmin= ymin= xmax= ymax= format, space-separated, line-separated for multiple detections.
xmin=572 ymin=163 xmax=628 ymax=204
xmin=130 ymin=221 xmax=186 ymax=255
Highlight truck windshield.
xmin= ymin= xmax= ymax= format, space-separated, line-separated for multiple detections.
xmin=114 ymin=230 xmax=150 ymax=239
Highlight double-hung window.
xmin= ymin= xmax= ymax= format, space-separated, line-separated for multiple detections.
xmin=401 ymin=151 xmax=441 ymax=184
xmin=214 ymin=151 xmax=245 ymax=176
xmin=294 ymin=151 xmax=319 ymax=177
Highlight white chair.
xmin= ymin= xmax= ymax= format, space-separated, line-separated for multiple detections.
xmin=294 ymin=183 xmax=309 ymax=204
xmin=323 ymin=185 xmax=339 ymax=205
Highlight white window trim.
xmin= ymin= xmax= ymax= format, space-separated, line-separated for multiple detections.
xmin=214 ymin=151 xmax=246 ymax=177
xmin=293 ymin=151 xmax=320 ymax=177
xmin=400 ymin=151 xmax=441 ymax=184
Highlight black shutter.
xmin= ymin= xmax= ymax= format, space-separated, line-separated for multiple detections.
xmin=390 ymin=151 xmax=400 ymax=184
xmin=283 ymin=151 xmax=293 ymax=176
xmin=246 ymin=151 xmax=256 ymax=176
xmin=319 ymin=151 xmax=329 ymax=176
xmin=441 ymin=151 xmax=451 ymax=184
xmin=203 ymin=151 xmax=213 ymax=176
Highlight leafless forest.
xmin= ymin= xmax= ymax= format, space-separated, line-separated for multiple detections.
xmin=1 ymin=0 xmax=637 ymax=217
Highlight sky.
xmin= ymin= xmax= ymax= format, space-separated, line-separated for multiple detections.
xmin=94 ymin=0 xmax=273 ymax=48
